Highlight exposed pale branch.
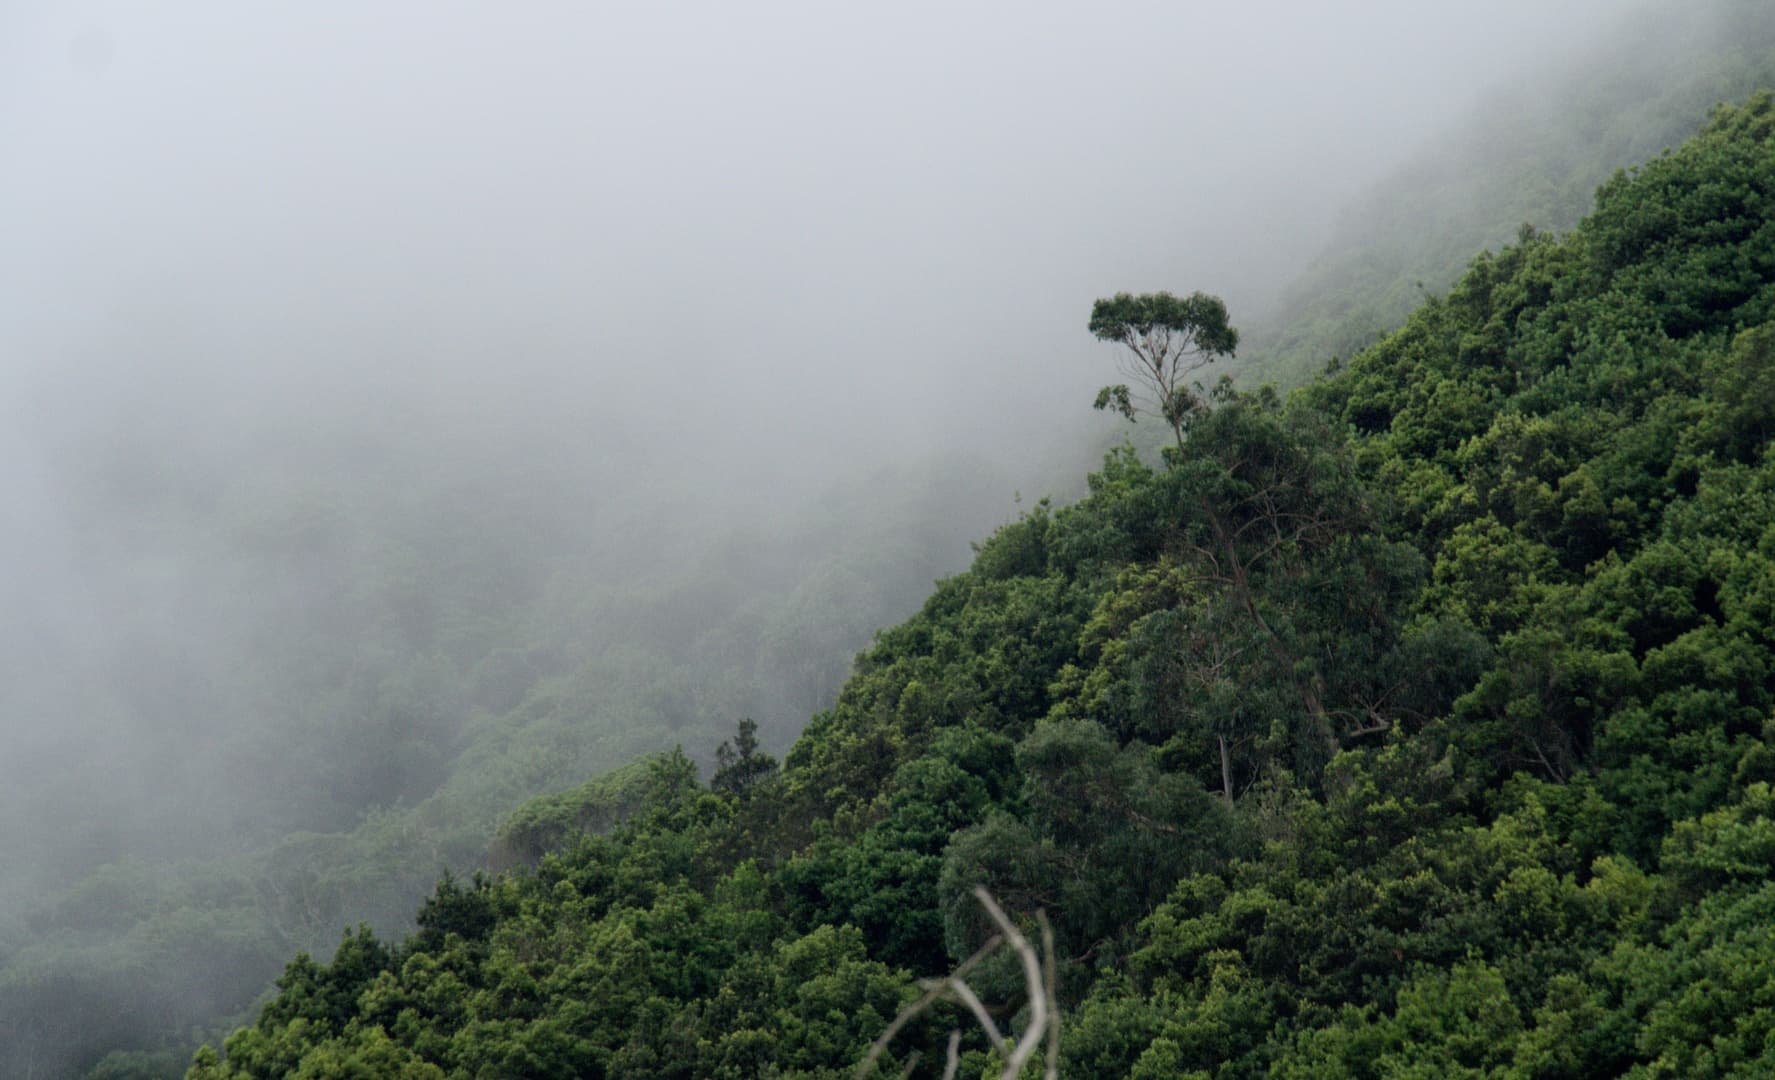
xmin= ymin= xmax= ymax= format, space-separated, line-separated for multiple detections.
xmin=972 ymin=886 xmax=1048 ymax=1080
xmin=942 ymin=1031 xmax=963 ymax=1080
xmin=856 ymin=932 xmax=1002 ymax=1077
xmin=858 ymin=891 xmax=1064 ymax=1080
xmin=949 ymin=979 xmax=1006 ymax=1056
xmin=1039 ymin=910 xmax=1060 ymax=1080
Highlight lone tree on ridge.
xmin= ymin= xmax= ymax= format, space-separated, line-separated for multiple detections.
xmin=1089 ymin=290 xmax=1238 ymax=447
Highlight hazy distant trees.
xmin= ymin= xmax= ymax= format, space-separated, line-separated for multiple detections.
xmin=1088 ymin=291 xmax=1239 ymax=447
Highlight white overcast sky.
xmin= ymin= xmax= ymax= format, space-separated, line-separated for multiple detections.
xmin=1 ymin=0 xmax=1631 ymax=469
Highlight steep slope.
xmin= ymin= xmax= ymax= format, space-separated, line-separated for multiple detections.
xmin=1237 ymin=0 xmax=1775 ymax=390
xmin=183 ymin=93 xmax=1775 ymax=1078
xmin=0 ymin=431 xmax=1018 ymax=1080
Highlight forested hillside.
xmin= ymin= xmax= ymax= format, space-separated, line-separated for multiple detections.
xmin=0 ymin=411 xmax=1028 ymax=1078
xmin=1237 ymin=0 xmax=1775 ymax=388
xmin=186 ymin=94 xmax=1775 ymax=1077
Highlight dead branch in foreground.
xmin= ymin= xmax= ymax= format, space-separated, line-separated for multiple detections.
xmin=857 ymin=887 xmax=1060 ymax=1080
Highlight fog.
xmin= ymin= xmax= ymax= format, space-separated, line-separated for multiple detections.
xmin=0 ymin=0 xmax=1648 ymax=1072
xmin=6 ymin=2 xmax=1624 ymax=461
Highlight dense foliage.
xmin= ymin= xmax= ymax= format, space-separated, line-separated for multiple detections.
xmin=186 ymin=94 xmax=1775 ymax=1077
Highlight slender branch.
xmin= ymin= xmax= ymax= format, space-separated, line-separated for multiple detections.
xmin=942 ymin=1031 xmax=963 ymax=1080
xmin=949 ymin=979 xmax=1006 ymax=1056
xmin=973 ymin=887 xmax=1048 ymax=1080
xmin=1218 ymin=734 xmax=1235 ymax=801
xmin=861 ymin=892 xmax=1064 ymax=1079
xmin=1039 ymin=911 xmax=1060 ymax=1080
xmin=1529 ymin=738 xmax=1567 ymax=783
xmin=1340 ymin=715 xmax=1391 ymax=738
xmin=856 ymin=933 xmax=1003 ymax=1077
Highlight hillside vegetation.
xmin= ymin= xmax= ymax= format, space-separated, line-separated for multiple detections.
xmin=185 ymin=94 xmax=1775 ymax=1077
xmin=0 ymin=435 xmax=1020 ymax=1079
xmin=1238 ymin=0 xmax=1775 ymax=388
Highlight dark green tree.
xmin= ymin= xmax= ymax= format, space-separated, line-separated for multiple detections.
xmin=712 ymin=717 xmax=779 ymax=796
xmin=1089 ymin=291 xmax=1239 ymax=447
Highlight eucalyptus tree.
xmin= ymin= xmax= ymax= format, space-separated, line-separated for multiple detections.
xmin=1088 ymin=291 xmax=1239 ymax=447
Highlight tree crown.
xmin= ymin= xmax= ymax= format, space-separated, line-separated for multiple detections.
xmin=1088 ymin=290 xmax=1238 ymax=446
xmin=1087 ymin=290 xmax=1238 ymax=355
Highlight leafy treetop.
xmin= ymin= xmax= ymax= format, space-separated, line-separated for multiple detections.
xmin=1089 ymin=290 xmax=1238 ymax=447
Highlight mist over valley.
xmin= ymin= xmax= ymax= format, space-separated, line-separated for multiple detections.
xmin=2 ymin=1 xmax=1767 ymax=1075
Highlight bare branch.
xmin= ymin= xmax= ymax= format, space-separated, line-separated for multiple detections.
xmin=860 ymin=891 xmax=1065 ymax=1079
xmin=856 ymin=933 xmax=1003 ymax=1077
xmin=949 ymin=978 xmax=1006 ymax=1056
xmin=942 ymin=1031 xmax=963 ymax=1080
xmin=1529 ymin=738 xmax=1568 ymax=783
xmin=972 ymin=887 xmax=1048 ymax=1080
xmin=1039 ymin=910 xmax=1060 ymax=1080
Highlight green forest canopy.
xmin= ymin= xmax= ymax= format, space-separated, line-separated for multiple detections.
xmin=183 ymin=93 xmax=1775 ymax=1078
